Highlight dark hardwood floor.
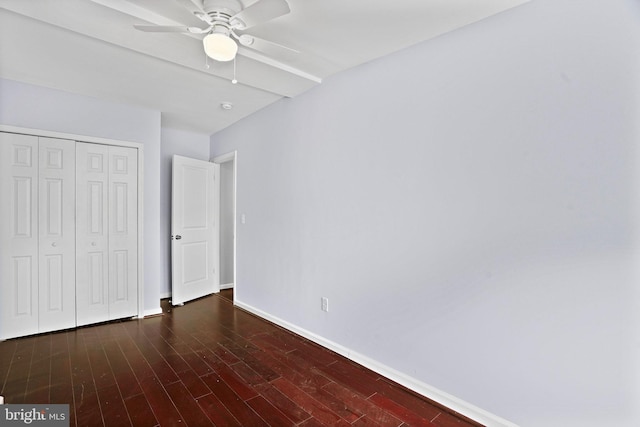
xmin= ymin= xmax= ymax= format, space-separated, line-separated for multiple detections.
xmin=0 ymin=290 xmax=482 ymax=426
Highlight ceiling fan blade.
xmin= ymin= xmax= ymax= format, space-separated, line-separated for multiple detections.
xmin=237 ymin=33 xmax=298 ymax=56
xmin=133 ymin=25 xmax=209 ymax=34
xmin=230 ymin=0 xmax=290 ymax=30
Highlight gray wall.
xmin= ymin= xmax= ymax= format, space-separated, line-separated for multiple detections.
xmin=210 ymin=0 xmax=640 ymax=426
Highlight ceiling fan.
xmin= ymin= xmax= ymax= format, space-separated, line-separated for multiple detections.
xmin=134 ymin=0 xmax=297 ymax=63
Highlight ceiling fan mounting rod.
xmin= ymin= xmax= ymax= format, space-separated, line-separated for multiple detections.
xmin=201 ymin=0 xmax=241 ymax=19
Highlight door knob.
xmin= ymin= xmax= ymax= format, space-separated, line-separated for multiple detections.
xmin=175 ymin=235 xmax=182 ymax=240
xmin=51 ymin=242 xmax=57 ymax=247
xmin=91 ymin=242 xmax=97 ymax=246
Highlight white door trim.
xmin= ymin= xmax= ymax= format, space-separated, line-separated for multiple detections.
xmin=212 ymin=151 xmax=237 ymax=300
xmin=0 ymin=124 xmax=145 ymax=320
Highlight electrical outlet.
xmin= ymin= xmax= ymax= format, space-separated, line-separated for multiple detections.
xmin=321 ymin=297 xmax=329 ymax=312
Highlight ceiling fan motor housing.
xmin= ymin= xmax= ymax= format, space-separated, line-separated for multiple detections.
xmin=202 ymin=0 xmax=242 ymax=17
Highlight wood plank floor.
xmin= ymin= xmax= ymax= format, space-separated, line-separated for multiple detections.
xmin=0 ymin=290 xmax=483 ymax=427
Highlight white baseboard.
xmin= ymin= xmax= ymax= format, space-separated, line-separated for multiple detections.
xmin=234 ymin=299 xmax=519 ymax=427
xmin=220 ymin=283 xmax=234 ymax=290
xmin=160 ymin=292 xmax=171 ymax=299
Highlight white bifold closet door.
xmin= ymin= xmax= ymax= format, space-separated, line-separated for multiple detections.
xmin=76 ymin=143 xmax=138 ymax=326
xmin=38 ymin=137 xmax=77 ymax=333
xmin=0 ymin=134 xmax=76 ymax=339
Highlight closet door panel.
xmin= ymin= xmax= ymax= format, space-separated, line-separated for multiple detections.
xmin=0 ymin=133 xmax=39 ymax=339
xmin=108 ymin=146 xmax=138 ymax=320
xmin=76 ymin=143 xmax=109 ymax=326
xmin=38 ymin=137 xmax=76 ymax=333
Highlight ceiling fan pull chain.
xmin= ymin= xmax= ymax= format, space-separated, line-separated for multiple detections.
xmin=232 ymin=56 xmax=238 ymax=84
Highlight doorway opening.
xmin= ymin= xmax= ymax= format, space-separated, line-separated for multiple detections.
xmin=213 ymin=151 xmax=237 ymax=299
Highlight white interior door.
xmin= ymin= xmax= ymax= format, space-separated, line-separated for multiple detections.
xmin=171 ymin=155 xmax=219 ymax=305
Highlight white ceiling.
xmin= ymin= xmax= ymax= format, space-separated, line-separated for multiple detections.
xmin=0 ymin=0 xmax=527 ymax=135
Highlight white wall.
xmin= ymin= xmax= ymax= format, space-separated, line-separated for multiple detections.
xmin=210 ymin=0 xmax=640 ymax=426
xmin=0 ymin=78 xmax=164 ymax=313
xmin=160 ymin=127 xmax=211 ymax=297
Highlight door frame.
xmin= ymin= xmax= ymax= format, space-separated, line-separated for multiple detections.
xmin=0 ymin=124 xmax=145 ymax=319
xmin=212 ymin=151 xmax=237 ymax=298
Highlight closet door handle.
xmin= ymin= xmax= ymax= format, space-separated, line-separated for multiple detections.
xmin=175 ymin=235 xmax=182 ymax=240
xmin=91 ymin=241 xmax=97 ymax=246
xmin=51 ymin=242 xmax=57 ymax=247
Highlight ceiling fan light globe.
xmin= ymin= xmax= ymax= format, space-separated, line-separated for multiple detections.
xmin=203 ymin=33 xmax=238 ymax=62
